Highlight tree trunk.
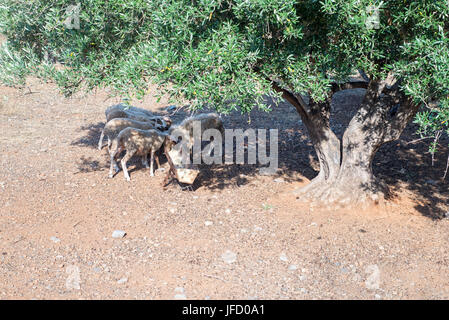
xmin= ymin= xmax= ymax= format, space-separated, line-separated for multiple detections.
xmin=296 ymin=100 xmax=341 ymax=195
xmin=312 ymin=82 xmax=419 ymax=206
xmin=269 ymin=77 xmax=419 ymax=206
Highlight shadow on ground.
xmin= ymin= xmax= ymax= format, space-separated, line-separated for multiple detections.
xmin=72 ymin=95 xmax=449 ymax=220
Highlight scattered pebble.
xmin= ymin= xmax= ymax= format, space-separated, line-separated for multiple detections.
xmin=222 ymin=250 xmax=237 ymax=264
xmin=279 ymin=253 xmax=288 ymax=262
xmin=273 ymin=178 xmax=284 ymax=183
xmin=340 ymin=267 xmax=350 ymax=274
xmin=288 ymin=265 xmax=298 ymax=271
xmin=117 ymin=278 xmax=128 ymax=284
xmin=50 ymin=236 xmax=60 ymax=243
xmin=174 ymin=294 xmax=187 ymax=300
xmin=65 ymin=265 xmax=80 ymax=290
xmin=225 ymin=208 xmax=231 ymax=214
xmin=365 ymin=265 xmax=381 ymax=290
xmin=112 ymin=230 xmax=126 ymax=239
xmin=204 ymin=221 xmax=213 ymax=226
xmin=174 ymin=287 xmax=185 ymax=294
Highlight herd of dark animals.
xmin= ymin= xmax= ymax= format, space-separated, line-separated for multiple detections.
xmin=98 ymin=103 xmax=224 ymax=187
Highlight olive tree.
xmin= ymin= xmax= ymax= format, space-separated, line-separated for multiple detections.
xmin=1 ymin=0 xmax=448 ymax=204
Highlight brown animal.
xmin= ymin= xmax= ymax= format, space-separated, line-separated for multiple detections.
xmin=99 ymin=103 xmax=172 ymax=150
xmin=169 ymin=112 xmax=224 ymax=149
xmin=109 ymin=128 xmax=170 ymax=181
xmin=99 ymin=118 xmax=167 ymax=152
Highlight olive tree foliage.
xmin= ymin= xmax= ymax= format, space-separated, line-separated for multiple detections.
xmin=0 ymin=0 xmax=448 ymax=203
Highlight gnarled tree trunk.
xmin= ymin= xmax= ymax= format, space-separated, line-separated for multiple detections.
xmin=271 ymin=77 xmax=419 ymax=206
xmin=299 ymin=99 xmax=341 ymax=194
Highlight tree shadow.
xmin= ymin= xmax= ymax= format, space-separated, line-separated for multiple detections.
xmin=71 ymin=122 xmax=104 ymax=149
xmin=70 ymin=98 xmax=448 ymax=220
xmin=333 ymin=89 xmax=448 ymax=220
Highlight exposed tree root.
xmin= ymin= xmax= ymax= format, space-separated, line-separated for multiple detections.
xmin=295 ymin=177 xmax=388 ymax=209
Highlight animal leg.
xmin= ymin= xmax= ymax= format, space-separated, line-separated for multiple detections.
xmin=149 ymin=151 xmax=155 ymax=176
xmin=121 ymin=150 xmax=135 ymax=182
xmin=142 ymin=153 xmax=149 ymax=169
xmin=98 ymin=128 xmax=105 ymax=150
xmin=155 ymin=154 xmax=161 ymax=169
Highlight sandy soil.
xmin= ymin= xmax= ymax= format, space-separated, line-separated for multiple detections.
xmin=0 ymin=79 xmax=448 ymax=300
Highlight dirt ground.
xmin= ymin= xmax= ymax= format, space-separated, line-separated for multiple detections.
xmin=0 ymin=78 xmax=448 ymax=300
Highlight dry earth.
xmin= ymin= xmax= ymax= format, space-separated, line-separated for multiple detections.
xmin=0 ymin=79 xmax=448 ymax=300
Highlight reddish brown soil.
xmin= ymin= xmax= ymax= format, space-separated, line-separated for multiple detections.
xmin=0 ymin=79 xmax=448 ymax=299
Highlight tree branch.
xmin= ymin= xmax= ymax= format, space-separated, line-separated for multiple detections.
xmin=330 ymin=81 xmax=369 ymax=93
xmin=265 ymin=77 xmax=310 ymax=121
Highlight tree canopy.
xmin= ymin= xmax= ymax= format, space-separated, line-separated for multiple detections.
xmin=0 ymin=0 xmax=448 ymax=202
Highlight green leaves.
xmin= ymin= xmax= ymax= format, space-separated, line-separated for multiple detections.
xmin=0 ymin=0 xmax=448 ymax=156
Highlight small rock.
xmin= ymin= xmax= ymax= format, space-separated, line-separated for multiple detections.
xmin=112 ymin=230 xmax=126 ymax=239
xmin=340 ymin=267 xmax=350 ymax=274
xmin=225 ymin=208 xmax=231 ymax=214
xmin=299 ymin=275 xmax=307 ymax=281
xmin=50 ymin=236 xmax=60 ymax=243
xmin=117 ymin=277 xmax=128 ymax=284
xmin=288 ymin=264 xmax=298 ymax=271
xmin=375 ymin=294 xmax=381 ymax=300
xmin=365 ymin=265 xmax=380 ymax=290
xmin=204 ymin=221 xmax=213 ymax=226
xmin=222 ymin=250 xmax=237 ymax=264
xmin=65 ymin=265 xmax=80 ymax=290
xmin=169 ymin=208 xmax=176 ymax=214
xmin=174 ymin=294 xmax=186 ymax=299
xmin=274 ymin=178 xmax=284 ymax=183
xmin=174 ymin=287 xmax=185 ymax=294
xmin=279 ymin=253 xmax=288 ymax=262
